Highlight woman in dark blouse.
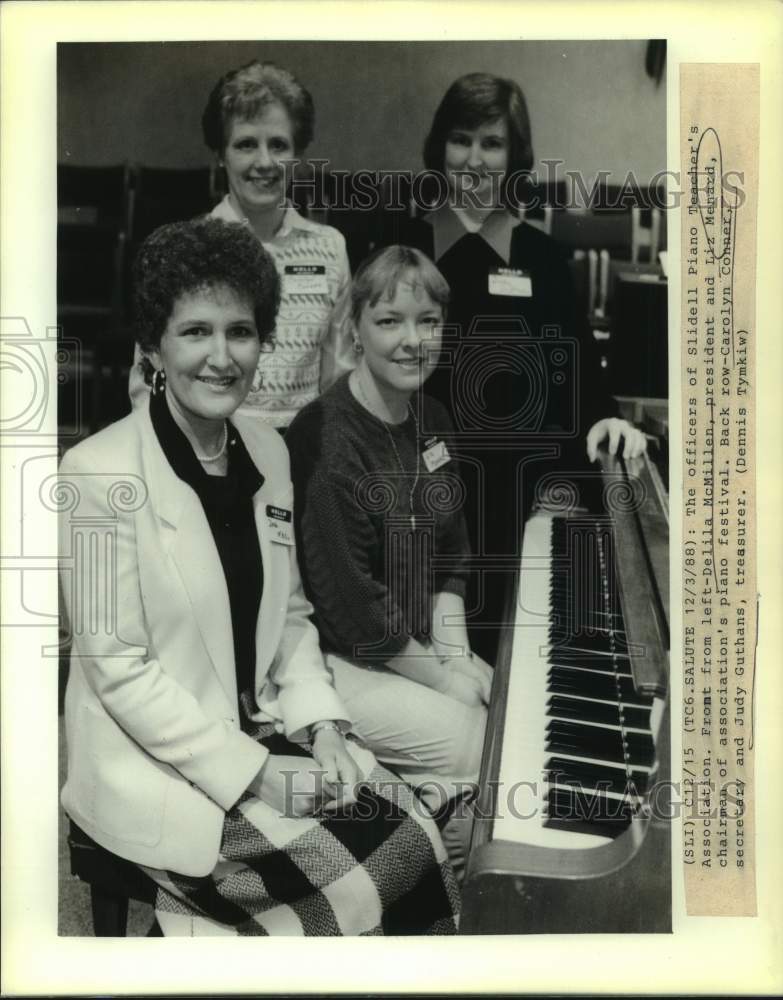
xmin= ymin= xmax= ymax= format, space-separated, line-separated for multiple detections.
xmin=388 ymin=72 xmax=647 ymax=662
xmin=59 ymin=219 xmax=459 ymax=935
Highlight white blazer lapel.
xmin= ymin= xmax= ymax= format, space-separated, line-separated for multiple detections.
xmin=138 ymin=407 xmax=238 ymax=710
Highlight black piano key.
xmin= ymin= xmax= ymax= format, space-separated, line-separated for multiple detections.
xmin=545 ymin=756 xmax=650 ymax=796
xmin=544 ymin=787 xmax=635 ymax=838
xmin=549 ymin=630 xmax=630 ymax=655
xmin=548 ymin=666 xmax=651 ymax=705
xmin=546 ymin=720 xmax=655 ymax=768
xmin=550 ymin=655 xmax=632 ymax=676
xmin=547 ymin=695 xmax=651 ymax=730
xmin=549 ymin=595 xmax=621 ymax=617
xmin=549 ymin=581 xmax=622 ymax=609
xmin=549 ymin=623 xmax=627 ymax=645
xmin=546 ymin=720 xmax=626 ymax=762
xmin=549 ymin=608 xmax=625 ymax=629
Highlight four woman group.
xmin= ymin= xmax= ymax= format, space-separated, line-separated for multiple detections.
xmin=60 ymin=58 xmax=647 ymax=936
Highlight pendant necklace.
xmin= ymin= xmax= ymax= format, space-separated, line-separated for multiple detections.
xmin=354 ymin=372 xmax=420 ymax=530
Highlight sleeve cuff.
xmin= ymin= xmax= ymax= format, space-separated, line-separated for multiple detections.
xmin=196 ymin=725 xmax=270 ymax=812
xmin=277 ymin=680 xmax=351 ymax=744
xmin=435 ymin=576 xmax=468 ymax=599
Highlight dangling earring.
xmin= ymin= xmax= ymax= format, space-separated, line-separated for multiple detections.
xmin=352 ymin=338 xmax=364 ymax=355
xmin=151 ymin=368 xmax=167 ymax=396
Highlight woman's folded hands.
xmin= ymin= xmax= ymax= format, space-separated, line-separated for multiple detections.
xmin=434 ymin=654 xmax=493 ymax=707
xmin=249 ymin=730 xmax=362 ymax=817
xmin=311 ymin=726 xmax=362 ymax=812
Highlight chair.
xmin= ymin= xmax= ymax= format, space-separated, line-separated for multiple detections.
xmin=58 ymin=162 xmax=133 ymax=233
xmin=550 ymin=208 xmax=634 ymax=260
xmin=631 ymin=207 xmax=664 ymax=263
xmin=57 ymin=162 xmax=135 ymax=434
xmin=57 ymin=222 xmax=134 ymax=432
xmin=67 ymin=821 xmax=160 ymax=936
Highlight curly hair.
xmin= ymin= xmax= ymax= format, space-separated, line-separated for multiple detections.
xmin=133 ymin=218 xmax=280 ymax=364
xmin=351 ymin=245 xmax=450 ymax=326
xmin=201 ymin=60 xmax=315 ymax=154
xmin=423 ymin=72 xmax=534 ymax=204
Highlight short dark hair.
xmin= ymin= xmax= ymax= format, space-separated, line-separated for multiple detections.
xmin=351 ymin=245 xmax=450 ymax=326
xmin=133 ymin=218 xmax=280 ymax=362
xmin=201 ymin=60 xmax=315 ymax=154
xmin=423 ymin=72 xmax=534 ymax=179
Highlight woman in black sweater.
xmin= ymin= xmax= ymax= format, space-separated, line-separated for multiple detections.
xmin=287 ymin=246 xmax=489 ymax=870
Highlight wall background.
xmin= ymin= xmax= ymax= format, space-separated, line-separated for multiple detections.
xmin=58 ymin=40 xmax=666 ymax=185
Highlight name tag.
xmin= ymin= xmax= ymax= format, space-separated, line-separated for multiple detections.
xmin=283 ymin=264 xmax=329 ymax=295
xmin=266 ymin=504 xmax=295 ymax=545
xmin=488 ymin=267 xmax=532 ymax=298
xmin=422 ymin=439 xmax=451 ymax=472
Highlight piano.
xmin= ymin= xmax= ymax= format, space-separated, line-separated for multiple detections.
xmin=460 ymin=435 xmax=670 ymax=935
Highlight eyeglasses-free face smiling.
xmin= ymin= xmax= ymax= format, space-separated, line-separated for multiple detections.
xmin=354 ymin=278 xmax=444 ymax=408
xmin=150 ymin=285 xmax=262 ymax=432
xmin=223 ymin=103 xmax=296 ymax=217
xmin=444 ymin=118 xmax=509 ymax=207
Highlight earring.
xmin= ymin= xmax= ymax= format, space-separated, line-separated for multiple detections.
xmin=151 ymin=369 xmax=167 ymax=396
xmin=352 ymin=338 xmax=363 ymax=355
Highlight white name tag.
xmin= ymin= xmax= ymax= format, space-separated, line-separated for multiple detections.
xmin=266 ymin=504 xmax=295 ymax=545
xmin=422 ymin=440 xmax=451 ymax=472
xmin=488 ymin=268 xmax=532 ymax=298
xmin=284 ymin=264 xmax=329 ymax=295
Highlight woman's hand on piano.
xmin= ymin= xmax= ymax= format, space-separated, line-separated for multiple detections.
xmin=434 ymin=668 xmax=484 ymax=707
xmin=586 ymin=417 xmax=647 ymax=463
xmin=447 ymin=654 xmax=493 ymax=705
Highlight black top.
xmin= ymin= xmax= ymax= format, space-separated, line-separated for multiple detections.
xmin=286 ymin=374 xmax=471 ymax=661
xmin=149 ymin=390 xmax=264 ymax=715
xmin=386 ymin=209 xmax=614 ymax=438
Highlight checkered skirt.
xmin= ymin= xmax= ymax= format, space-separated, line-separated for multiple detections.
xmin=142 ymin=722 xmax=460 ymax=936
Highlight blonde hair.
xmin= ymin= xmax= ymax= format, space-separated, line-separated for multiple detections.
xmin=351 ymin=245 xmax=450 ymax=325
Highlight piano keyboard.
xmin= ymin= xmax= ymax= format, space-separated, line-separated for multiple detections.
xmin=461 ymin=436 xmax=670 ymax=934
xmin=492 ymin=511 xmax=666 ymax=851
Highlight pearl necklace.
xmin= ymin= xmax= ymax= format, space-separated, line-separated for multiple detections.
xmin=194 ymin=423 xmax=228 ymax=464
xmin=353 ymin=372 xmax=421 ymax=530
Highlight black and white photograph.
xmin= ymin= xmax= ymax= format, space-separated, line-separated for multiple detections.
xmin=55 ymin=37 xmax=670 ymax=938
xmin=1 ymin=2 xmax=781 ymax=995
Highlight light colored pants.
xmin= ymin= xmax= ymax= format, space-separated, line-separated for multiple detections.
xmin=326 ymin=654 xmax=488 ymax=877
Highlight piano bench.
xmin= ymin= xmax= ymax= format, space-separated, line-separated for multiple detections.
xmin=67 ymin=820 xmax=160 ymax=936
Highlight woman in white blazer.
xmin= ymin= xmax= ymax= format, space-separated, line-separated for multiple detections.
xmin=59 ymin=218 xmax=459 ymax=936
